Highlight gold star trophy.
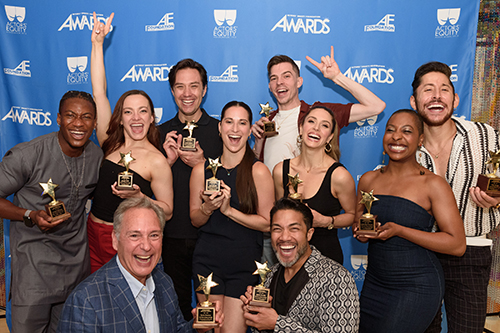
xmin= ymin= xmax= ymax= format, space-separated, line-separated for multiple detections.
xmin=259 ymin=102 xmax=278 ymax=137
xmin=357 ymin=190 xmax=379 ymax=235
xmin=117 ymin=151 xmax=135 ymax=190
xmin=250 ymin=261 xmax=272 ymax=307
xmin=181 ymin=120 xmax=198 ymax=151
xmin=287 ymin=173 xmax=303 ymax=201
xmin=39 ymin=178 xmax=71 ymax=221
xmin=193 ymin=273 xmax=219 ymax=328
xmin=204 ymin=157 xmax=222 ymax=195
xmin=477 ymin=150 xmax=500 ymax=196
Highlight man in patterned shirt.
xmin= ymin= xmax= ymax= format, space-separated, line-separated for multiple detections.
xmin=411 ymin=62 xmax=500 ymax=333
xmin=240 ymin=197 xmax=359 ymax=332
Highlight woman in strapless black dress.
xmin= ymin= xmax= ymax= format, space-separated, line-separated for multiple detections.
xmin=354 ymin=109 xmax=466 ymax=333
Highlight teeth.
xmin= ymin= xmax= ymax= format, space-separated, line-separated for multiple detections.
xmin=428 ymin=104 xmax=443 ymax=110
xmin=308 ymin=134 xmax=320 ymax=140
xmin=136 ymin=255 xmax=151 ymax=260
xmin=131 ymin=124 xmax=143 ymax=127
xmin=182 ymin=100 xmax=194 ymax=105
xmin=389 ymin=145 xmax=406 ymax=152
xmin=280 ymin=245 xmax=295 ymax=250
xmin=229 ymin=135 xmax=241 ymax=139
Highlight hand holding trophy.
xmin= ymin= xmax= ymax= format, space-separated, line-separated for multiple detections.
xmin=357 ymin=190 xmax=379 ymax=235
xmin=193 ymin=273 xmax=219 ymax=329
xmin=181 ymin=120 xmax=198 ymax=151
xmin=39 ymin=178 xmax=71 ymax=222
xmin=116 ymin=151 xmax=135 ymax=190
xmin=204 ymin=157 xmax=222 ymax=195
xmin=259 ymin=102 xmax=278 ymax=137
xmin=476 ymin=149 xmax=500 ymax=196
xmin=249 ymin=261 xmax=272 ymax=307
xmin=287 ymin=173 xmax=303 ymax=201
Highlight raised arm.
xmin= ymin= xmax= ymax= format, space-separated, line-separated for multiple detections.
xmin=91 ymin=11 xmax=114 ymax=145
xmin=306 ymin=46 xmax=385 ymax=123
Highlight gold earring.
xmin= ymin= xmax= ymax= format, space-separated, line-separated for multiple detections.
xmin=325 ymin=142 xmax=332 ymax=153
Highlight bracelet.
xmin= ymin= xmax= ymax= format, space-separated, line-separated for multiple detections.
xmin=327 ymin=216 xmax=335 ymax=230
xmin=200 ymin=203 xmax=213 ymax=216
xmin=495 ymin=202 xmax=500 ymax=209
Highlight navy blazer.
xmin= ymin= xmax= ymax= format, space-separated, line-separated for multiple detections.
xmin=57 ymin=256 xmax=195 ymax=332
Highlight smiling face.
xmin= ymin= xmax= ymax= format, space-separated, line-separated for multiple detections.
xmin=219 ymin=105 xmax=251 ymax=154
xmin=171 ymin=68 xmax=207 ymax=121
xmin=112 ymin=207 xmax=163 ymax=285
xmin=271 ymin=209 xmax=313 ymax=269
xmin=268 ymin=62 xmax=303 ymax=110
xmin=410 ymin=71 xmax=459 ymax=127
xmin=121 ymin=94 xmax=154 ymax=141
xmin=300 ymin=108 xmax=335 ymax=150
xmin=383 ymin=112 xmax=423 ymax=162
xmin=57 ymin=97 xmax=96 ymax=157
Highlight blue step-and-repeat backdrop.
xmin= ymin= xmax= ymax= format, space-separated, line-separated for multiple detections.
xmin=0 ymin=0 xmax=480 ymax=328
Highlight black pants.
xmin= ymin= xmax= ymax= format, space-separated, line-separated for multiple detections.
xmin=162 ymin=237 xmax=197 ymax=321
xmin=425 ymin=246 xmax=492 ymax=333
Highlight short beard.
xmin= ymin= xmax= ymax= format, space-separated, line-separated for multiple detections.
xmin=273 ymin=242 xmax=309 ymax=268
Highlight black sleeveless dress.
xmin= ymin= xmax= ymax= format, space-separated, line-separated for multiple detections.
xmin=282 ymin=159 xmax=343 ymax=264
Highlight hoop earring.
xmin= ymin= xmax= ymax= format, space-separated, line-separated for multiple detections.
xmin=418 ymin=144 xmax=425 ymax=175
xmin=296 ymin=134 xmax=302 ymax=145
xmin=325 ymin=142 xmax=332 ymax=153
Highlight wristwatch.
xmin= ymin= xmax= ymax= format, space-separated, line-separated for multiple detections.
xmin=23 ymin=209 xmax=34 ymax=227
xmin=327 ymin=216 xmax=335 ymax=230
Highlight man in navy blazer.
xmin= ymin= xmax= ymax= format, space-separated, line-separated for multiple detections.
xmin=57 ymin=197 xmax=221 ymax=332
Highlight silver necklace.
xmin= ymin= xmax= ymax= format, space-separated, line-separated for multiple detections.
xmin=58 ymin=141 xmax=86 ymax=191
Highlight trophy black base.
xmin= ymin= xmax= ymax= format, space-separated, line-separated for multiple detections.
xmin=193 ymin=305 xmax=218 ymax=329
xmin=357 ymin=214 xmax=378 ymax=235
xmin=117 ymin=173 xmax=134 ymax=191
xmin=45 ymin=201 xmax=71 ymax=222
xmin=181 ymin=137 xmax=197 ymax=151
xmin=477 ymin=174 xmax=500 ymax=197
xmin=204 ymin=179 xmax=221 ymax=195
xmin=250 ymin=287 xmax=271 ymax=307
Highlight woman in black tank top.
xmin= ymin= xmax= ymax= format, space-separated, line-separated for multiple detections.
xmin=272 ymin=106 xmax=356 ymax=264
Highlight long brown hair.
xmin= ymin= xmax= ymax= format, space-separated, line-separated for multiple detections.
xmin=300 ymin=105 xmax=340 ymax=161
xmin=101 ymin=90 xmax=160 ymax=157
xmin=220 ymin=101 xmax=257 ymax=215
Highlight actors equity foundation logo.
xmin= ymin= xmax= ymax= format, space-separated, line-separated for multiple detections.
xmin=344 ymin=65 xmax=394 ymax=85
xmin=67 ymin=56 xmax=89 ymax=85
xmin=364 ymin=14 xmax=395 ymax=32
xmin=435 ymin=8 xmax=460 ymax=38
xmin=120 ymin=63 xmax=172 ymax=82
xmin=145 ymin=12 xmax=174 ymax=32
xmin=4 ymin=60 xmax=31 ymax=77
xmin=58 ymin=12 xmax=113 ymax=32
xmin=2 ymin=106 xmax=52 ymax=126
xmin=5 ymin=5 xmax=27 ymax=34
xmin=209 ymin=65 xmax=238 ymax=83
xmin=354 ymin=115 xmax=379 ymax=139
xmin=350 ymin=255 xmax=368 ymax=282
xmin=449 ymin=64 xmax=458 ymax=82
xmin=213 ymin=9 xmax=237 ymax=38
xmin=271 ymin=14 xmax=330 ymax=35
